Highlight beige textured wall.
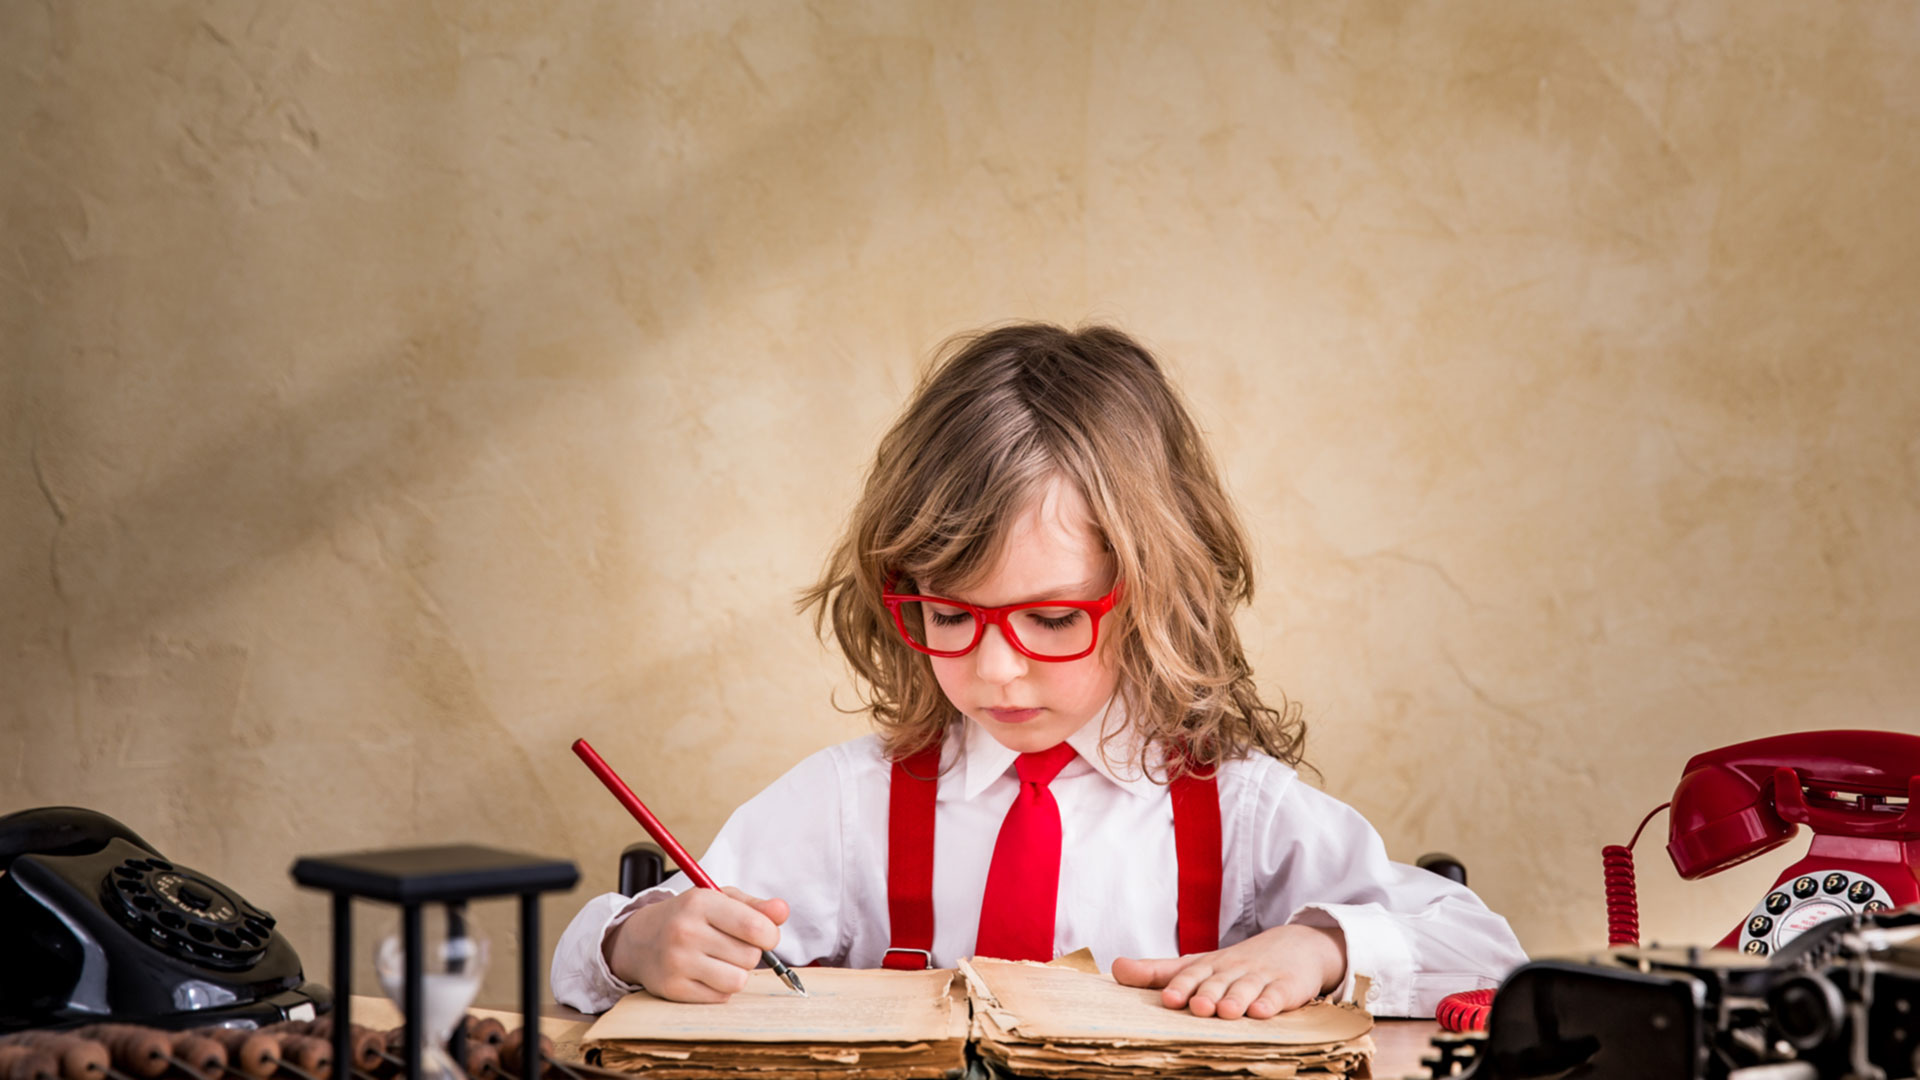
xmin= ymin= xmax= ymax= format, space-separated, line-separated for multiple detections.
xmin=6 ymin=1 xmax=1920 ymax=1005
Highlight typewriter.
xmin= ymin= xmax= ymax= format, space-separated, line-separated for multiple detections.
xmin=1425 ymin=907 xmax=1920 ymax=1079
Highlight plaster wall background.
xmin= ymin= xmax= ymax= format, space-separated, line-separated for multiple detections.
xmin=5 ymin=1 xmax=1919 ymax=1004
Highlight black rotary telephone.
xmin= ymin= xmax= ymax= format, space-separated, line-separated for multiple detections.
xmin=0 ymin=806 xmax=329 ymax=1032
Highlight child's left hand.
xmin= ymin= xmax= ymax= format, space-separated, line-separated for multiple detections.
xmin=1111 ymin=923 xmax=1347 ymax=1019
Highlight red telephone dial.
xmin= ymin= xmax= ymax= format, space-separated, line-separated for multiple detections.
xmin=1604 ymin=729 xmax=1920 ymax=955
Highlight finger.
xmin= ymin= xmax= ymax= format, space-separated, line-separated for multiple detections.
xmin=657 ymin=900 xmax=762 ymax=971
xmin=683 ymin=953 xmax=755 ymax=998
xmin=715 ymin=887 xmax=787 ymax=936
xmin=648 ymin=962 xmax=731 ymax=1004
xmin=1160 ymin=961 xmax=1216 ymax=1011
xmin=1244 ymin=976 xmax=1314 ymax=1020
xmin=1111 ymin=956 xmax=1189 ymax=989
xmin=1187 ymin=970 xmax=1244 ymax=1019
xmin=702 ymin=892 xmax=782 ymax=952
xmin=1213 ymin=973 xmax=1274 ymax=1021
xmin=692 ymin=922 xmax=766 ymax=972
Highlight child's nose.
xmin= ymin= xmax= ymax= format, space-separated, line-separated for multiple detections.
xmin=972 ymin=623 xmax=1027 ymax=684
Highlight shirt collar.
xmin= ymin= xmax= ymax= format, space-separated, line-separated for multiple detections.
xmin=950 ymin=698 xmax=1166 ymax=802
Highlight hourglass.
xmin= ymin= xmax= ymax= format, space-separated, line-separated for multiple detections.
xmin=292 ymin=845 xmax=578 ymax=1080
xmin=376 ymin=906 xmax=488 ymax=1080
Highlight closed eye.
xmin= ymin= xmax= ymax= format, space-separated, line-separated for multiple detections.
xmin=927 ymin=605 xmax=973 ymax=628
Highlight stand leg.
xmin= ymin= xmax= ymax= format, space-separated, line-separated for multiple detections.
xmin=404 ymin=902 xmax=424 ymax=1080
xmin=333 ymin=894 xmax=352 ymax=1080
xmin=520 ymin=894 xmax=539 ymax=1080
xmin=449 ymin=902 xmax=469 ymax=1077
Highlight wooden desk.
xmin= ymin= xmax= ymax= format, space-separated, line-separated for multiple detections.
xmin=1371 ymin=1020 xmax=1443 ymax=1079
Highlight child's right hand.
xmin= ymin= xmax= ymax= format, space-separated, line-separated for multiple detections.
xmin=603 ymin=886 xmax=790 ymax=1002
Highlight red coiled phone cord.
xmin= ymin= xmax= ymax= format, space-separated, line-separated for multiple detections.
xmin=1434 ymin=801 xmax=1672 ymax=1033
xmin=1435 ymin=988 xmax=1495 ymax=1032
xmin=1602 ymin=801 xmax=1671 ymax=947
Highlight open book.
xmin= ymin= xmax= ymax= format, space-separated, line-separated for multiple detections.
xmin=582 ymin=956 xmax=1374 ymax=1080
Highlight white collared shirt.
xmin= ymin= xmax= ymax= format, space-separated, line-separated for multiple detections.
xmin=551 ymin=708 xmax=1526 ymax=1017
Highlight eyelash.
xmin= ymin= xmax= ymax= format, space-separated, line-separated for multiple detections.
xmin=927 ymin=610 xmax=1082 ymax=630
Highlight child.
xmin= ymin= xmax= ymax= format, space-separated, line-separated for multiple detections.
xmin=553 ymin=324 xmax=1525 ymax=1020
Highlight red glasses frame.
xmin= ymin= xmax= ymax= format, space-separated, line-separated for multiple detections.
xmin=880 ymin=578 xmax=1122 ymax=662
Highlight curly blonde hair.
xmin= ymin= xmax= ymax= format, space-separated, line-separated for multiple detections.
xmin=799 ymin=324 xmax=1305 ymax=776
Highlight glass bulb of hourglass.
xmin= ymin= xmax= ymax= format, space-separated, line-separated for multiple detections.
xmin=375 ymin=918 xmax=489 ymax=1080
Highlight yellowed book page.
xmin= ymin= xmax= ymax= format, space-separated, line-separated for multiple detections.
xmin=584 ymin=968 xmax=964 ymax=1044
xmin=1047 ymin=947 xmax=1101 ymax=974
xmin=961 ymin=958 xmax=1373 ymax=1047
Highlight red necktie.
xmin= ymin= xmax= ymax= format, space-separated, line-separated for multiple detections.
xmin=974 ymin=743 xmax=1078 ymax=961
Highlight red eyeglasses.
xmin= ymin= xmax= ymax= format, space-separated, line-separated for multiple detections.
xmin=881 ymin=578 xmax=1122 ymax=662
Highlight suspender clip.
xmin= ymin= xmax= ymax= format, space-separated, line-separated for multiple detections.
xmin=880 ymin=947 xmax=933 ymax=970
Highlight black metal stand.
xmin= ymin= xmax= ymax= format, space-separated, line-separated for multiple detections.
xmin=292 ymin=845 xmax=579 ymax=1080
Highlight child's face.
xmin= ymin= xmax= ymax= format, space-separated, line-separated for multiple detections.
xmin=927 ymin=475 xmax=1121 ymax=755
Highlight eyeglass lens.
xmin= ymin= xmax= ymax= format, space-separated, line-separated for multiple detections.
xmin=895 ymin=600 xmax=1096 ymax=658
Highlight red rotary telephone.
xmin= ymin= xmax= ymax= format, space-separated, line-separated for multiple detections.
xmin=1438 ymin=730 xmax=1920 ymax=1033
xmin=1604 ymin=729 xmax=1920 ymax=955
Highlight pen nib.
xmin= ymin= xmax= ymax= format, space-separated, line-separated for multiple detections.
xmin=767 ymin=954 xmax=807 ymax=997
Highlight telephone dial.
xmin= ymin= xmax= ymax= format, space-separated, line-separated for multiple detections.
xmin=1605 ymin=729 xmax=1920 ymax=955
xmin=0 ymin=805 xmax=329 ymax=1032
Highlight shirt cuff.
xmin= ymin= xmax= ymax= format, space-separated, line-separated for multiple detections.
xmin=1289 ymin=902 xmax=1416 ymax=1016
xmin=553 ymin=887 xmax=678 ymax=1013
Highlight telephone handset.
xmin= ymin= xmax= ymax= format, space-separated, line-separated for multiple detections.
xmin=0 ymin=806 xmax=328 ymax=1032
xmin=1605 ymin=730 xmax=1920 ymax=956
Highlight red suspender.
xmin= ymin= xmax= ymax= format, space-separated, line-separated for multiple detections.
xmin=884 ymin=743 xmax=942 ymax=970
xmin=1169 ymin=765 xmax=1222 ymax=954
xmin=884 ymin=743 xmax=1223 ymax=965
